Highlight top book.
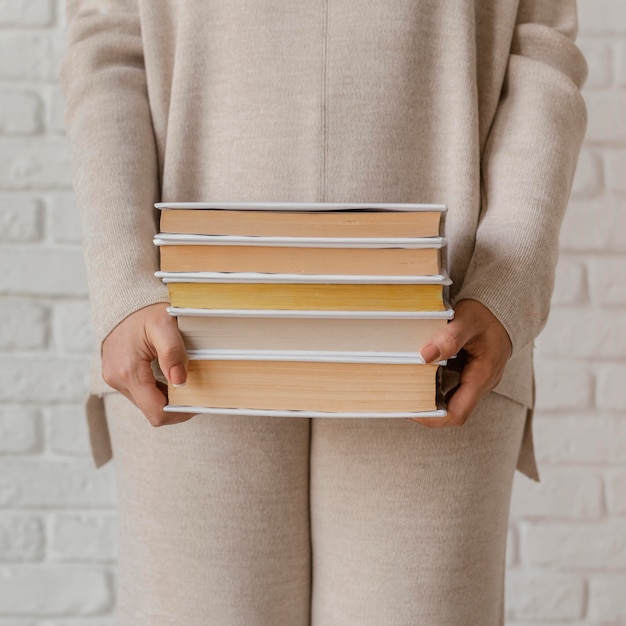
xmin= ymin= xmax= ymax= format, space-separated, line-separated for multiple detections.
xmin=157 ymin=202 xmax=447 ymax=239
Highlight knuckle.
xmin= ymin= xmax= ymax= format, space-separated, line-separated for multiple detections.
xmin=101 ymin=364 xmax=115 ymax=387
xmin=101 ymin=362 xmax=125 ymax=389
xmin=158 ymin=344 xmax=182 ymax=363
xmin=443 ymin=326 xmax=464 ymax=354
xmin=117 ymin=363 xmax=134 ymax=384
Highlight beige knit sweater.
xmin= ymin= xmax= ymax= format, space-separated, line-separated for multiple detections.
xmin=61 ymin=0 xmax=587 ymax=474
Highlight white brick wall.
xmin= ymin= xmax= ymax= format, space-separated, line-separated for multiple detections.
xmin=0 ymin=1 xmax=623 ymax=624
xmin=506 ymin=5 xmax=626 ymax=623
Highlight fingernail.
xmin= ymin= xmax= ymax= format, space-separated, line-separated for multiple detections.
xmin=419 ymin=343 xmax=441 ymax=364
xmin=169 ymin=364 xmax=187 ymax=387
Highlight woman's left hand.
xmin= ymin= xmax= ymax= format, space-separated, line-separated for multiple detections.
xmin=411 ymin=299 xmax=513 ymax=428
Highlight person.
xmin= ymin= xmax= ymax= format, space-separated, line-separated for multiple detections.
xmin=60 ymin=0 xmax=587 ymax=624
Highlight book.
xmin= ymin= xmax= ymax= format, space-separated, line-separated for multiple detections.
xmin=155 ymin=234 xmax=445 ymax=276
xmin=172 ymin=308 xmax=453 ymax=353
xmin=157 ymin=202 xmax=446 ymax=238
xmin=167 ymin=351 xmax=444 ymax=414
xmin=160 ymin=273 xmax=450 ymax=312
xmin=155 ymin=201 xmax=452 ymax=419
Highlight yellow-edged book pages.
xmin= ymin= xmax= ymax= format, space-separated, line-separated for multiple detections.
xmin=166 ymin=281 xmax=447 ymax=311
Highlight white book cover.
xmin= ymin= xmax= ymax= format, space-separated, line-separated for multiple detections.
xmin=168 ymin=306 xmax=454 ymax=319
xmin=185 ymin=348 xmax=447 ymax=365
xmin=156 ymin=201 xmax=447 ymax=213
xmin=157 ymin=271 xmax=452 ymax=285
xmin=164 ymin=406 xmax=448 ymax=418
xmin=154 ymin=233 xmax=446 ymax=248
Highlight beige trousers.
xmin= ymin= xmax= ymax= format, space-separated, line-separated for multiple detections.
xmin=104 ymin=391 xmax=526 ymax=626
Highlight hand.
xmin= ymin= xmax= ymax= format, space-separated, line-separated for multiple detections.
xmin=411 ymin=299 xmax=512 ymax=428
xmin=101 ymin=303 xmax=193 ymax=427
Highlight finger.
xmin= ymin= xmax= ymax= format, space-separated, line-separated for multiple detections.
xmin=410 ymin=354 xmax=496 ymax=428
xmin=419 ymin=318 xmax=472 ymax=364
xmin=409 ymin=379 xmax=483 ymax=428
xmin=148 ymin=315 xmax=189 ymax=387
xmin=443 ymin=379 xmax=484 ymax=425
xmin=127 ymin=358 xmax=194 ymax=427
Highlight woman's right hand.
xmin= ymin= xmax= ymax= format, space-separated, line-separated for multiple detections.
xmin=101 ymin=303 xmax=194 ymax=426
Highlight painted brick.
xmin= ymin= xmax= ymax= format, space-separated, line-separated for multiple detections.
xmin=47 ymin=405 xmax=91 ymax=457
xmin=585 ymin=91 xmax=626 ymax=142
xmin=51 ymin=514 xmax=117 ymax=562
xmin=0 ymin=196 xmax=43 ymax=242
xmin=0 ymin=138 xmax=71 ymax=190
xmin=596 ymin=364 xmax=626 ymax=411
xmin=48 ymin=195 xmax=80 ymax=243
xmin=613 ymin=418 xmax=626 ymax=461
xmin=606 ymin=469 xmax=626 ymax=514
xmin=0 ymin=0 xmax=55 ymax=26
xmin=505 ymin=570 xmax=585 ymax=621
xmin=48 ymin=622 xmax=116 ymax=626
xmin=535 ymin=308 xmax=626 ymax=359
xmin=578 ymin=0 xmax=626 ymax=35
xmin=588 ymin=575 xmax=626 ymax=622
xmin=0 ymin=248 xmax=87 ymax=297
xmin=560 ymin=197 xmax=626 ymax=252
xmin=550 ymin=257 xmax=587 ymax=305
xmin=588 ymin=256 xmax=626 ymax=305
xmin=0 ymin=516 xmax=44 ymax=562
xmin=0 ymin=356 xmax=89 ymax=404
xmin=618 ymin=42 xmax=626 ymax=87
xmin=532 ymin=414 xmax=612 ymax=464
xmin=0 ymin=300 xmax=48 ymax=350
xmin=0 ymin=34 xmax=55 ymax=81
xmin=521 ymin=520 xmax=626 ymax=569
xmin=0 ymin=566 xmax=112 ymax=615
xmin=46 ymin=85 xmax=66 ymax=134
xmin=570 ymin=149 xmax=602 ymax=198
xmin=47 ymin=193 xmax=82 ymax=244
xmin=54 ymin=300 xmax=93 ymax=354
xmin=510 ymin=468 xmax=603 ymax=520
xmin=46 ymin=622 xmax=115 ymax=626
xmin=0 ymin=460 xmax=115 ymax=508
xmin=0 ymin=91 xmax=43 ymax=135
xmin=533 ymin=358 xmax=593 ymax=411
xmin=578 ymin=39 xmax=612 ymax=88
xmin=0 ymin=407 xmax=41 ymax=455
xmin=606 ymin=149 xmax=626 ymax=193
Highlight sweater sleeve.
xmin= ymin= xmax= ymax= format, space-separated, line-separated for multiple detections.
xmin=60 ymin=0 xmax=169 ymax=345
xmin=454 ymin=0 xmax=587 ymax=356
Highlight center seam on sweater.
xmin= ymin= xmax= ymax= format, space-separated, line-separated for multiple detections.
xmin=319 ymin=0 xmax=330 ymax=202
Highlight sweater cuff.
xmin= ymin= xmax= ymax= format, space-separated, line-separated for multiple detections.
xmin=92 ymin=280 xmax=170 ymax=346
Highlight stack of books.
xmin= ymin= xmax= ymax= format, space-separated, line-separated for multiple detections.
xmin=154 ymin=202 xmax=453 ymax=418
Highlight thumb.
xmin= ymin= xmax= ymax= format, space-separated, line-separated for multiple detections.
xmin=149 ymin=317 xmax=189 ymax=387
xmin=419 ymin=318 xmax=471 ymax=364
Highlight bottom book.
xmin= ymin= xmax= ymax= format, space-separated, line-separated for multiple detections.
xmin=166 ymin=351 xmax=447 ymax=417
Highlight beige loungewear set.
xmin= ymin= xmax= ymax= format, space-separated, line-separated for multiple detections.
xmin=61 ymin=0 xmax=587 ymax=623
